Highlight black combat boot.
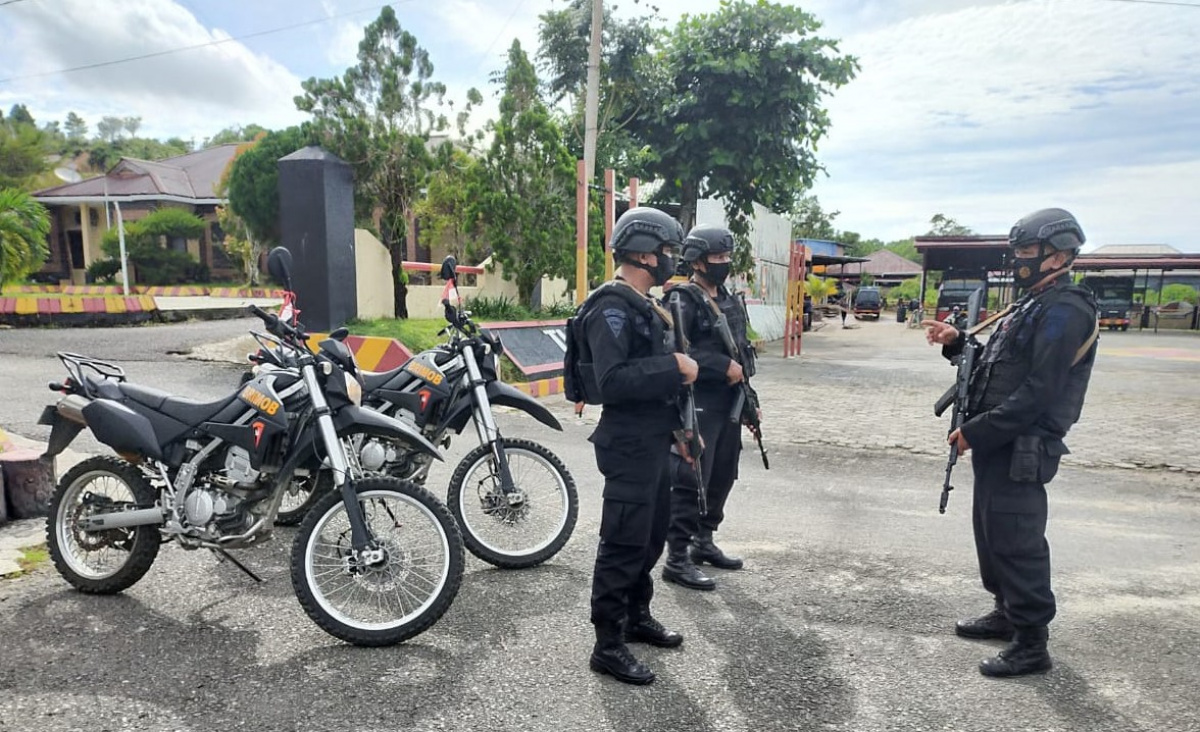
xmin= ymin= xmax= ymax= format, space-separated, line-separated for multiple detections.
xmin=662 ymin=551 xmax=717 ymax=591
xmin=590 ymin=624 xmax=655 ymax=685
xmin=955 ymin=603 xmax=1015 ymax=641
xmin=979 ymin=626 xmax=1053 ymax=677
xmin=624 ymin=610 xmax=684 ymax=649
xmin=690 ymin=529 xmax=744 ymax=570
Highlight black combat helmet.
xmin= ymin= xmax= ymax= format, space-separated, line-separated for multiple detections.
xmin=610 ymin=207 xmax=684 ymax=256
xmin=681 ymin=224 xmax=735 ymax=263
xmin=1008 ymin=208 xmax=1086 ymax=252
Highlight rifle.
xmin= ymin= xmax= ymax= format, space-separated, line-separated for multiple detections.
xmin=669 ymin=297 xmax=707 ymax=517
xmin=933 ymin=287 xmax=984 ymax=514
xmin=707 ymin=292 xmax=770 ymax=469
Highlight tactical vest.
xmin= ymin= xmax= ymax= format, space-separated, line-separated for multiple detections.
xmin=669 ymin=282 xmax=756 ymax=377
xmin=970 ymin=283 xmax=1098 ymax=438
xmin=564 ymin=280 xmax=676 ymax=405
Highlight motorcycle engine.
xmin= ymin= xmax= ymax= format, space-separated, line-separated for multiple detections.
xmin=223 ymin=447 xmax=260 ymax=486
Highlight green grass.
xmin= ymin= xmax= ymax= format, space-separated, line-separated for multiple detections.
xmin=3 ymin=544 xmax=50 ymax=578
xmin=345 ymin=318 xmax=448 ymax=353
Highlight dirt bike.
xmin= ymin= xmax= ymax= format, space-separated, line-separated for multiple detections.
xmin=37 ymin=248 xmax=464 ymax=647
xmin=269 ymin=256 xmax=578 ymax=569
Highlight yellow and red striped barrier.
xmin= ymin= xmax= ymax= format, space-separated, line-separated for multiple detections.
xmin=0 ymin=294 xmax=158 ymax=315
xmin=307 ymin=333 xmax=414 ymax=373
xmin=510 ymin=376 xmax=565 ymax=398
xmin=137 ymin=286 xmax=208 ymax=297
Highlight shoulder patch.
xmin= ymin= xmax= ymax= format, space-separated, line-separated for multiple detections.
xmin=602 ymin=307 xmax=627 ymax=339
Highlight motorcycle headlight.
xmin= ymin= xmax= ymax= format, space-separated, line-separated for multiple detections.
xmin=344 ymin=373 xmax=363 ymax=406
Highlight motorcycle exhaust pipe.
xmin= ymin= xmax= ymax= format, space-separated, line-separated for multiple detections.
xmin=57 ymin=394 xmax=91 ymax=426
xmin=81 ymin=508 xmax=165 ymax=531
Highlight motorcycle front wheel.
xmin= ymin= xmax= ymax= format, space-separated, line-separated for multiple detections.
xmin=448 ymin=437 xmax=578 ymax=569
xmin=291 ymin=477 xmax=464 ymax=647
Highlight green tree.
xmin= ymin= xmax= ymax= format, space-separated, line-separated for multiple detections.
xmin=0 ymin=188 xmax=51 ymax=288
xmin=7 ymin=105 xmax=34 ymax=127
xmin=98 ymin=208 xmax=206 ymax=285
xmin=227 ymin=126 xmax=309 ymax=248
xmin=216 ymin=139 xmax=267 ymax=285
xmin=96 ymin=116 xmax=125 ymax=143
xmin=295 ymin=4 xmax=453 ymax=317
xmin=633 ymin=1 xmax=858 ymax=262
xmin=926 ymin=213 xmax=974 ymax=236
xmin=470 ymin=41 xmax=576 ymax=307
xmin=205 ymin=124 xmax=268 ymax=147
xmin=123 ymin=116 xmax=142 ymax=138
xmin=1160 ymin=284 xmax=1198 ymax=305
xmin=0 ymin=120 xmax=46 ymax=189
xmin=790 ymin=195 xmax=841 ymax=241
xmin=414 ymin=146 xmax=484 ymax=263
xmin=537 ymin=0 xmax=659 ymax=175
xmin=64 ymin=112 xmax=87 ymax=141
xmin=885 ymin=238 xmax=921 ymax=263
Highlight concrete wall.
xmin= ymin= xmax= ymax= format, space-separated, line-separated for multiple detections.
xmin=354 ymin=230 xmax=395 ymax=319
xmin=695 ymin=198 xmax=792 ymax=341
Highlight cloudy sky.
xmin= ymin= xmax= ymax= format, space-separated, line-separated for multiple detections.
xmin=1 ymin=0 xmax=1197 ymax=250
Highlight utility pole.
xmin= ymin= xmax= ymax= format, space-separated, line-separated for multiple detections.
xmin=584 ymin=0 xmax=602 ymax=181
xmin=576 ymin=0 xmax=603 ymax=303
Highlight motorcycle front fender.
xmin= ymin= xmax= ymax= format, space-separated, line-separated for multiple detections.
xmin=334 ymin=405 xmax=444 ymax=461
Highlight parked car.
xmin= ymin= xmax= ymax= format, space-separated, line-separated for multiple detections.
xmin=853 ymin=287 xmax=882 ymax=319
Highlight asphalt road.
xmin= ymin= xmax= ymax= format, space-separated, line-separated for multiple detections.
xmin=1 ymin=319 xmax=1198 ymax=732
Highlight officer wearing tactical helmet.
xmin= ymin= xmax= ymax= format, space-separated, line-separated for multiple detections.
xmin=662 ymin=224 xmax=756 ymax=591
xmin=572 ymin=206 xmax=699 ymax=685
xmin=922 ymin=207 xmax=1099 ymax=677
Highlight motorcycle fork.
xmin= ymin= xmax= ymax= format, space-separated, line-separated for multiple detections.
xmin=462 ymin=348 xmax=517 ymax=496
xmin=301 ymin=364 xmax=372 ymax=552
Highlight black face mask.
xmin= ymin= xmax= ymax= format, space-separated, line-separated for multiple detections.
xmin=1011 ymin=245 xmax=1065 ymax=290
xmin=700 ymin=262 xmax=731 ymax=287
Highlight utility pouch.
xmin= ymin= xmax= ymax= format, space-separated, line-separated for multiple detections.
xmin=1009 ymin=435 xmax=1043 ymax=482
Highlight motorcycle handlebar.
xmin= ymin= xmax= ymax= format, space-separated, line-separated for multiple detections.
xmin=247 ymin=304 xmax=307 ymax=344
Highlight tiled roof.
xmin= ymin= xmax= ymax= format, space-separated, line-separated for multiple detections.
xmin=33 ymin=144 xmax=239 ymax=202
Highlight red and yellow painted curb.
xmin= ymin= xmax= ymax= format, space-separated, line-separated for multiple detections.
xmin=208 ymin=287 xmax=285 ymax=299
xmin=0 ymin=295 xmax=158 ymax=315
xmin=138 ymin=286 xmax=209 ymax=297
xmin=510 ymin=377 xmax=565 ymax=398
xmin=307 ymin=333 xmax=414 ymax=373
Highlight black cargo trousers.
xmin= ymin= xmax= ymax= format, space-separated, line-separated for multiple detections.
xmin=589 ymin=423 xmax=674 ymax=637
xmin=970 ymin=436 xmax=1065 ymax=628
xmin=667 ymin=388 xmax=740 ymax=554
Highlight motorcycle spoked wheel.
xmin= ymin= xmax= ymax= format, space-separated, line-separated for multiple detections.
xmin=447 ymin=437 xmax=578 ymax=570
xmin=291 ymin=477 xmax=464 ymax=647
xmin=46 ymin=456 xmax=162 ymax=594
xmin=275 ymin=469 xmax=331 ymax=527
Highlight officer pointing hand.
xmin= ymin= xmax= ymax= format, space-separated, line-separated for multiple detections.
xmin=921 ymin=319 xmax=960 ymax=346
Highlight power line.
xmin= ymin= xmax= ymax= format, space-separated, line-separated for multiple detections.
xmin=0 ymin=2 xmax=403 ymax=85
xmin=0 ymin=0 xmax=35 ymax=6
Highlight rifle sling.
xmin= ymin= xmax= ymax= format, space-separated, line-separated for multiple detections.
xmin=964 ymin=304 xmax=1098 ymax=366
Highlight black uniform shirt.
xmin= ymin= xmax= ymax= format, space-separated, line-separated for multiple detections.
xmin=583 ymin=288 xmax=683 ymax=435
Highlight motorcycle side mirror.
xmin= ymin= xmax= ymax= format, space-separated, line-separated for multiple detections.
xmin=330 ymin=327 xmax=349 ymax=341
xmin=267 ymin=247 xmax=294 ymax=292
xmin=439 ymin=255 xmax=457 ymax=282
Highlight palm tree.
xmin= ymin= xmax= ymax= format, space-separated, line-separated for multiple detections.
xmin=804 ymin=274 xmax=838 ymax=304
xmin=0 ymin=188 xmax=51 ymax=291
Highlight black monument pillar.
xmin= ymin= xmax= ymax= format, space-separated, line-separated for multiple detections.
xmin=278 ymin=146 xmax=357 ymax=332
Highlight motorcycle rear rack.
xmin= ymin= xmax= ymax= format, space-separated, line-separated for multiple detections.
xmin=57 ymin=352 xmax=127 ymax=397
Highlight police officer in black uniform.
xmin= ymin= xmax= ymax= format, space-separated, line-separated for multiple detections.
xmin=923 ymin=208 xmax=1099 ymax=677
xmin=662 ymin=224 xmax=753 ymax=591
xmin=575 ymin=207 xmax=699 ymax=685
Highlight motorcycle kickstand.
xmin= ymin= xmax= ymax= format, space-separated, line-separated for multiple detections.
xmin=211 ymin=548 xmax=264 ymax=584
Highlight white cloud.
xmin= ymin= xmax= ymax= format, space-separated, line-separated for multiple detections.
xmin=0 ymin=0 xmax=306 ymax=140
xmin=810 ymin=0 xmax=1200 ymax=248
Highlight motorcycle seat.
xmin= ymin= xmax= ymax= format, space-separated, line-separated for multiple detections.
xmin=361 ymin=366 xmax=406 ymax=392
xmin=119 ymin=382 xmax=236 ymax=425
